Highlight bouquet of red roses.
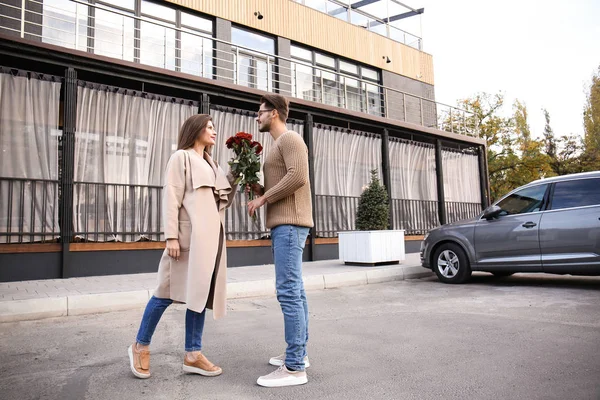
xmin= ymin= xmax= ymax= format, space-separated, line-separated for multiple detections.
xmin=225 ymin=132 xmax=263 ymax=201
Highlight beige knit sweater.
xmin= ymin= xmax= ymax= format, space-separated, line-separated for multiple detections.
xmin=263 ymin=131 xmax=314 ymax=229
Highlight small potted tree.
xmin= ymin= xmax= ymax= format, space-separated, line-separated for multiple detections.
xmin=338 ymin=169 xmax=405 ymax=265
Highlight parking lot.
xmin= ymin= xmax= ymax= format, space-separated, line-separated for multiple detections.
xmin=1 ymin=272 xmax=599 ymax=400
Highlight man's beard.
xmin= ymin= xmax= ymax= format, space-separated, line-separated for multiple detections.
xmin=258 ymin=120 xmax=270 ymax=133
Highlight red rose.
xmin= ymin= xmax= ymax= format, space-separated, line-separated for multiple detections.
xmin=225 ymin=136 xmax=236 ymax=149
xmin=251 ymin=141 xmax=263 ymax=155
xmin=236 ymin=132 xmax=253 ymax=142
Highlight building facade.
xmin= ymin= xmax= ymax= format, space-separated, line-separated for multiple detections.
xmin=0 ymin=0 xmax=487 ymax=281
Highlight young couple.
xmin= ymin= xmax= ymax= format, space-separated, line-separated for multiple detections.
xmin=127 ymin=93 xmax=313 ymax=388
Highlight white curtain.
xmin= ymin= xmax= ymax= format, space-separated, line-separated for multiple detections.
xmin=388 ymin=138 xmax=438 ymax=233
xmin=0 ymin=71 xmax=61 ymax=243
xmin=74 ymin=83 xmax=197 ymax=242
xmin=210 ymin=106 xmax=304 ymax=239
xmin=313 ymin=125 xmax=381 ymax=235
xmin=442 ymin=149 xmax=481 ymax=203
xmin=388 ymin=138 xmax=437 ymax=201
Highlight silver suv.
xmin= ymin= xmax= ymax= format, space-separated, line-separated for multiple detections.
xmin=420 ymin=171 xmax=600 ymax=283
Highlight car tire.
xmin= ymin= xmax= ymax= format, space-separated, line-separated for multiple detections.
xmin=433 ymin=243 xmax=471 ymax=284
xmin=491 ymin=272 xmax=514 ymax=277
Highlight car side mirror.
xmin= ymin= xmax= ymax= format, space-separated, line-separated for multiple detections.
xmin=483 ymin=205 xmax=502 ymax=220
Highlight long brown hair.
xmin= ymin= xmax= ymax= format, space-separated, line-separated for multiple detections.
xmin=177 ymin=114 xmax=213 ymax=155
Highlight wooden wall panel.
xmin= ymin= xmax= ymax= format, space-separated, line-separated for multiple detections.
xmin=165 ymin=0 xmax=434 ymax=85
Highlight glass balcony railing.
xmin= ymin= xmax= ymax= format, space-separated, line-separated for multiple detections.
xmin=0 ymin=0 xmax=478 ymax=136
xmin=292 ymin=0 xmax=424 ymax=50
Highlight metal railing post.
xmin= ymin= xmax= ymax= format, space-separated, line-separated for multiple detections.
xmin=75 ymin=4 xmax=80 ymax=49
xmin=200 ymin=39 xmax=204 ymax=77
xmin=20 ymin=0 xmax=25 ymax=38
xmin=362 ymin=84 xmax=368 ymax=113
xmin=293 ymin=64 xmax=298 ymax=97
xmin=121 ymin=17 xmax=125 ymax=59
xmin=163 ymin=29 xmax=167 ymax=68
xmin=402 ymin=92 xmax=407 ymax=122
xmin=235 ymin=47 xmax=240 ymax=85
xmin=267 ymin=56 xmax=272 ymax=92
xmin=384 ymin=88 xmax=389 ymax=118
xmin=343 ymin=79 xmax=348 ymax=110
xmin=320 ymin=75 xmax=324 ymax=103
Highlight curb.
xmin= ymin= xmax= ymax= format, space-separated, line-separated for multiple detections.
xmin=0 ymin=266 xmax=432 ymax=323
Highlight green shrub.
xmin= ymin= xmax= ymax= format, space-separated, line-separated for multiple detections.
xmin=355 ymin=169 xmax=389 ymax=231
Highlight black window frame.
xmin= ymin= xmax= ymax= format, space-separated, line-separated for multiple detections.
xmin=46 ymin=0 xmax=215 ymax=75
xmin=290 ymin=43 xmax=382 ymax=114
xmin=230 ymin=25 xmax=276 ymax=91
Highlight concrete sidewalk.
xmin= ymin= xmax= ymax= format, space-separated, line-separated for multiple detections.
xmin=0 ymin=253 xmax=431 ymax=323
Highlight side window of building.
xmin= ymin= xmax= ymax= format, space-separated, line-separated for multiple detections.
xmin=231 ymin=27 xmax=275 ymax=91
xmin=550 ymin=178 xmax=600 ymax=210
xmin=496 ymin=184 xmax=548 ymax=216
xmin=39 ymin=0 xmax=213 ymax=76
xmin=290 ymin=44 xmax=382 ymax=116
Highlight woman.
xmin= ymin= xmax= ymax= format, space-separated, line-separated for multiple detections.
xmin=128 ymin=114 xmax=236 ymax=379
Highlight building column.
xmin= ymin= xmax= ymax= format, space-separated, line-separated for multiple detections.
xmin=276 ymin=37 xmax=292 ymax=96
xmin=60 ymin=68 xmax=77 ymax=278
xmin=201 ymin=93 xmax=210 ymax=114
xmin=304 ymin=114 xmax=316 ymax=261
xmin=435 ymin=139 xmax=447 ymax=225
xmin=478 ymin=144 xmax=490 ymax=209
xmin=381 ymin=129 xmax=393 ymax=229
xmin=214 ymin=18 xmax=234 ymax=83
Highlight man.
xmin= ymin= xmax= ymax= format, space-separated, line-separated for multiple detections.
xmin=247 ymin=93 xmax=313 ymax=388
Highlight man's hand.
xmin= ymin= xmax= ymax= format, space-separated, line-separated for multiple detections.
xmin=245 ymin=183 xmax=264 ymax=197
xmin=166 ymin=238 xmax=180 ymax=261
xmin=248 ymin=196 xmax=267 ymax=217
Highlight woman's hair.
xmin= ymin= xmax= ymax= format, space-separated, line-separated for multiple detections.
xmin=177 ymin=114 xmax=213 ymax=155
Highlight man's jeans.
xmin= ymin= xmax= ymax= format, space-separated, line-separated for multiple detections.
xmin=271 ymin=224 xmax=310 ymax=371
xmin=136 ymin=296 xmax=206 ymax=352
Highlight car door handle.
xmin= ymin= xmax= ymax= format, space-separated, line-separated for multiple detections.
xmin=522 ymin=222 xmax=537 ymax=228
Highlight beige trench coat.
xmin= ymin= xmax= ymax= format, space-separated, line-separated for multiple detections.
xmin=154 ymin=149 xmax=235 ymax=319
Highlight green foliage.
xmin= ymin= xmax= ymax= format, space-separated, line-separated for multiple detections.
xmin=583 ymin=66 xmax=600 ymax=170
xmin=454 ymin=89 xmax=597 ymax=202
xmin=228 ymin=139 xmax=261 ymax=186
xmin=355 ymin=170 xmax=389 ymax=231
xmin=542 ymin=109 xmax=585 ymax=175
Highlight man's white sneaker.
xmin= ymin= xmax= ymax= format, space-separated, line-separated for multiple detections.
xmin=269 ymin=353 xmax=310 ymax=368
xmin=257 ymin=365 xmax=308 ymax=388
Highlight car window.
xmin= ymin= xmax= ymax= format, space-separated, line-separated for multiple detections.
xmin=496 ymin=184 xmax=548 ymax=216
xmin=550 ymin=178 xmax=600 ymax=210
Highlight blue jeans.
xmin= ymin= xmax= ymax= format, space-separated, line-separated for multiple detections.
xmin=271 ymin=224 xmax=310 ymax=371
xmin=136 ymin=296 xmax=206 ymax=352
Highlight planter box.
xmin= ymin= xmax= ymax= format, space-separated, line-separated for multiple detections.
xmin=338 ymin=230 xmax=405 ymax=265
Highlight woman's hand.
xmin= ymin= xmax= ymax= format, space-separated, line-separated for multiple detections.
xmin=166 ymin=238 xmax=180 ymax=261
xmin=245 ymin=183 xmax=264 ymax=196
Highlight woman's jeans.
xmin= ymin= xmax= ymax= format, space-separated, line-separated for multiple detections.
xmin=136 ymin=296 xmax=205 ymax=352
xmin=271 ymin=224 xmax=310 ymax=371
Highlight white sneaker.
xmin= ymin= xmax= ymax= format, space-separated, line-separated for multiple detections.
xmin=269 ymin=353 xmax=310 ymax=368
xmin=257 ymin=365 xmax=308 ymax=388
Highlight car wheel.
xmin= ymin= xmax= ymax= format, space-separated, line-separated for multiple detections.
xmin=491 ymin=272 xmax=514 ymax=277
xmin=433 ymin=243 xmax=471 ymax=284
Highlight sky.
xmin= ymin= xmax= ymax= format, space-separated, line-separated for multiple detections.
xmin=394 ymin=0 xmax=600 ymax=138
